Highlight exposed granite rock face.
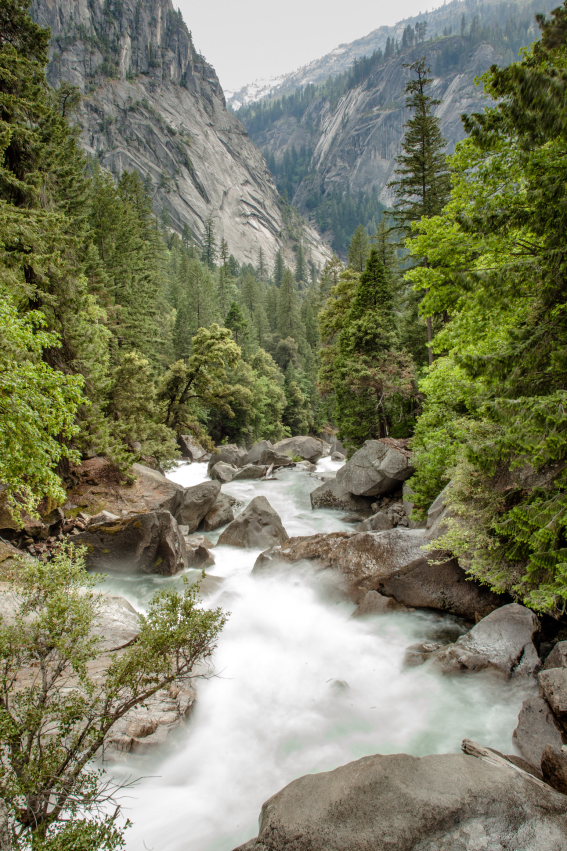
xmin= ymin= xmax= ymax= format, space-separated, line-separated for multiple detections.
xmin=31 ymin=0 xmax=330 ymax=269
xmin=74 ymin=510 xmax=188 ymax=575
xmin=235 ymin=746 xmax=567 ymax=851
xmin=432 ymin=603 xmax=541 ymax=678
xmin=335 ymin=439 xmax=414 ymax=497
xmin=513 ymin=696 xmax=565 ymax=768
xmin=255 ymin=528 xmax=503 ymax=620
xmin=218 ymin=496 xmax=289 ymax=549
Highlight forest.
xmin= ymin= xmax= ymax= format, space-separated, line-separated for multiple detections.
xmin=3 ymin=0 xmax=567 ymax=611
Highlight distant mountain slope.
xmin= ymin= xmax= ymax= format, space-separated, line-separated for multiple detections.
xmin=228 ymin=0 xmax=552 ymax=110
xmin=30 ymin=0 xmax=331 ymax=270
xmin=236 ymin=0 xmax=557 ymax=254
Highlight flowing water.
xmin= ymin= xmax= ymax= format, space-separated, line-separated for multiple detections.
xmin=103 ymin=460 xmax=534 ymax=851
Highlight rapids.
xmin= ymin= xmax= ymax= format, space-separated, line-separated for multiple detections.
xmin=104 ymin=459 xmax=533 ymax=851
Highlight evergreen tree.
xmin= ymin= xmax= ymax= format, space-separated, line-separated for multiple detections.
xmin=389 ymin=58 xmax=451 ymax=363
xmin=389 ymin=58 xmax=450 ymax=228
xmin=201 ymin=216 xmax=217 ymax=268
xmin=348 ymin=225 xmax=370 ymax=273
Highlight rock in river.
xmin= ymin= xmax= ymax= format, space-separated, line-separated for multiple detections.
xmin=218 ymin=497 xmax=289 ymax=549
xmin=256 ymin=528 xmax=503 ymax=621
xmin=74 ymin=510 xmax=188 ymax=575
xmin=175 ymin=481 xmax=221 ymax=532
xmin=272 ymin=435 xmax=327 ymax=463
xmin=336 ymin=438 xmax=414 ymax=497
xmin=235 ymin=746 xmax=567 ymax=851
xmin=433 ymin=603 xmax=540 ymax=677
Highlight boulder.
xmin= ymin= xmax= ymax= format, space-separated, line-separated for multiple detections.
xmin=91 ymin=594 xmax=141 ymax=651
xmin=255 ymin=528 xmax=503 ymax=621
xmin=310 ymin=480 xmax=372 ymax=514
xmin=74 ymin=510 xmax=188 ymax=575
xmin=541 ymin=745 xmax=567 ymax=795
xmin=218 ymin=497 xmax=288 ymax=549
xmin=202 ymin=494 xmax=235 ymax=532
xmin=357 ymin=511 xmax=396 ymax=532
xmin=513 ymin=696 xmax=565 ymax=767
xmin=185 ymin=535 xmax=215 ymax=569
xmin=539 ymin=668 xmax=567 ymax=722
xmin=207 ymin=444 xmax=247 ymax=473
xmin=544 ymin=641 xmax=567 ymax=670
xmin=331 ymin=451 xmax=346 ymax=462
xmin=63 ymin=459 xmax=184 ymax=521
xmin=130 ymin=463 xmax=184 ymax=514
xmin=232 ymin=464 xmax=269 ymax=481
xmin=273 ymin=436 xmax=327 ymax=463
xmin=178 ymin=434 xmax=208 ymax=461
xmin=433 ymin=603 xmax=540 ymax=678
xmin=353 ymin=590 xmax=405 ymax=617
xmin=335 ymin=439 xmax=414 ymax=497
xmin=175 ymin=481 xmax=221 ymax=532
xmin=210 ymin=462 xmax=238 ymax=484
xmin=245 ymin=440 xmax=293 ymax=468
xmin=235 ymin=746 xmax=567 ymax=851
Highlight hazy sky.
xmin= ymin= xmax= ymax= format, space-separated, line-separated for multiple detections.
xmin=176 ymin=1 xmax=446 ymax=92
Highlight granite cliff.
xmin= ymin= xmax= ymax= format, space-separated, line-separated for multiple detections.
xmin=30 ymin=0 xmax=330 ymax=268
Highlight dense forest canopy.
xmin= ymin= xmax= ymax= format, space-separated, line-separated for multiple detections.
xmin=3 ymin=0 xmax=567 ymax=619
xmin=0 ymin=0 xmax=325 ymax=521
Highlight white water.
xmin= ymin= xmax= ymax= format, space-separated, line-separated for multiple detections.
xmin=105 ymin=460 xmax=534 ymax=851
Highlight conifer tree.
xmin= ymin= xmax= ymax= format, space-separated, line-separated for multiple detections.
xmin=390 ymin=59 xmax=450 ymax=227
xmin=389 ymin=58 xmax=450 ymax=363
xmin=348 ymin=225 xmax=371 ymax=273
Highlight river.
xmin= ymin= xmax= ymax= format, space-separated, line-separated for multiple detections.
xmin=103 ymin=458 xmax=532 ymax=851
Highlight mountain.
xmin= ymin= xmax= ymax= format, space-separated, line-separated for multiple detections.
xmin=235 ymin=0 xmax=557 ymax=254
xmin=30 ymin=0 xmax=331 ymax=270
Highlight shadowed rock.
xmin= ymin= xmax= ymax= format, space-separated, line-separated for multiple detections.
xmin=273 ymin=436 xmax=327 ymax=463
xmin=234 ymin=745 xmax=567 ymax=851
xmin=218 ymin=497 xmax=288 ymax=549
xmin=336 ymin=439 xmax=414 ymax=497
xmin=175 ymin=481 xmax=220 ymax=532
xmin=75 ymin=510 xmax=188 ymax=575
xmin=433 ymin=603 xmax=540 ymax=678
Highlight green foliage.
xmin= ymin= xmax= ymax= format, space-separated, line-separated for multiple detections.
xmin=0 ymin=543 xmax=226 ymax=849
xmin=0 ymin=285 xmax=83 ymax=518
xmin=319 ymin=250 xmax=418 ymax=448
xmin=408 ymin=2 xmax=567 ymax=613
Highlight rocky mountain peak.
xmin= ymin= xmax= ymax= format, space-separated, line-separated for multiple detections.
xmin=30 ymin=0 xmax=331 ymax=269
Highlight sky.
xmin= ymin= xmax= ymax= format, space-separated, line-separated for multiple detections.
xmin=175 ymin=1 xmax=447 ymax=92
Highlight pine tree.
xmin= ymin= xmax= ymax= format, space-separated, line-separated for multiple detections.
xmin=348 ymin=225 xmax=370 ymax=273
xmin=389 ymin=58 xmax=450 ymax=364
xmin=389 ymin=59 xmax=450 ymax=228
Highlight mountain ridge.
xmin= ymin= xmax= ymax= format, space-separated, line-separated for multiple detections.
xmin=30 ymin=0 xmax=331 ymax=270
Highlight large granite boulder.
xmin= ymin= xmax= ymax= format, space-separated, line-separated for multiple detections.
xmin=235 ymin=745 xmax=567 ymax=851
xmin=178 ymin=434 xmax=208 ymax=461
xmin=244 ymin=441 xmax=293 ymax=468
xmin=273 ymin=436 xmax=327 ymax=463
xmin=544 ymin=641 xmax=567 ymax=670
xmin=210 ymin=462 xmax=238 ymax=484
xmin=335 ymin=439 xmax=414 ymax=497
xmin=202 ymin=494 xmax=236 ymax=532
xmin=433 ymin=603 xmax=540 ymax=677
xmin=310 ymin=480 xmax=372 ymax=514
xmin=218 ymin=497 xmax=288 ymax=549
xmin=62 ymin=459 xmax=183 ymax=521
xmin=175 ymin=481 xmax=220 ymax=532
xmin=541 ymin=745 xmax=567 ymax=795
xmin=207 ymin=444 xmax=247 ymax=473
xmin=74 ymin=510 xmax=188 ymax=575
xmin=539 ymin=668 xmax=567 ymax=722
xmin=255 ymin=528 xmax=503 ymax=620
xmin=513 ymin=696 xmax=565 ymax=767
xmin=233 ymin=464 xmax=269 ymax=481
